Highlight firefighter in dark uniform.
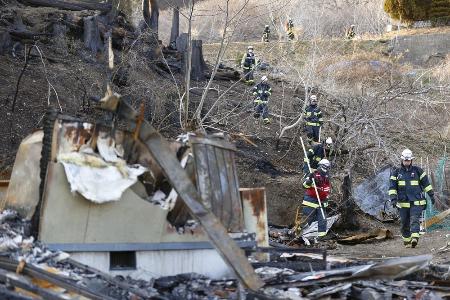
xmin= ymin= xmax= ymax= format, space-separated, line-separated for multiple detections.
xmin=262 ymin=25 xmax=270 ymax=42
xmin=241 ymin=46 xmax=257 ymax=84
xmin=302 ymin=159 xmax=331 ymax=238
xmin=253 ymin=75 xmax=272 ymax=124
xmin=303 ymin=137 xmax=333 ymax=174
xmin=345 ymin=24 xmax=356 ymax=39
xmin=304 ymin=94 xmax=323 ymax=143
xmin=389 ymin=149 xmax=435 ymax=248
xmin=286 ymin=18 xmax=295 ymax=41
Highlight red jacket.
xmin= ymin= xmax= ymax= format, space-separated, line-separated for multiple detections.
xmin=303 ymin=170 xmax=331 ymax=200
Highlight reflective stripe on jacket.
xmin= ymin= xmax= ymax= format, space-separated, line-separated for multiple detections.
xmin=388 ymin=164 xmax=434 ymax=204
xmin=304 ymin=105 xmax=323 ymax=125
xmin=303 ymin=170 xmax=331 ymax=200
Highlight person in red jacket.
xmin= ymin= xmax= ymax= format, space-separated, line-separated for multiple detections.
xmin=302 ymin=159 xmax=331 ymax=238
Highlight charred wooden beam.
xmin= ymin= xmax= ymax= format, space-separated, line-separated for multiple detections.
xmin=18 ymin=0 xmax=112 ymax=12
xmin=0 ymin=258 xmax=116 ymax=300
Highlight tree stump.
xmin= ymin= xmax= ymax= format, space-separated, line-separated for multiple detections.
xmin=52 ymin=23 xmax=68 ymax=56
xmin=176 ymin=32 xmax=188 ymax=52
xmin=337 ymin=170 xmax=360 ymax=230
xmin=83 ymin=16 xmax=102 ymax=54
xmin=169 ymin=7 xmax=179 ymax=50
xmin=142 ymin=0 xmax=159 ymax=59
xmin=0 ymin=31 xmax=12 ymax=55
xmin=190 ymin=40 xmax=207 ymax=80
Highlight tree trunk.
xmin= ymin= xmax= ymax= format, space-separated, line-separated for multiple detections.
xmin=142 ymin=0 xmax=159 ymax=59
xmin=190 ymin=40 xmax=207 ymax=81
xmin=176 ymin=32 xmax=188 ymax=52
xmin=52 ymin=23 xmax=68 ymax=55
xmin=169 ymin=7 xmax=179 ymax=49
xmin=18 ymin=0 xmax=111 ymax=12
xmin=83 ymin=16 xmax=102 ymax=54
xmin=338 ymin=171 xmax=360 ymax=230
xmin=0 ymin=31 xmax=12 ymax=55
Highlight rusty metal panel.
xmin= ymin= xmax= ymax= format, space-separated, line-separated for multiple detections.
xmin=190 ymin=136 xmax=244 ymax=233
xmin=241 ymin=188 xmax=269 ymax=248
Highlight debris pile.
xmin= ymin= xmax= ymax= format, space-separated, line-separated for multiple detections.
xmin=0 ymin=209 xmax=449 ymax=299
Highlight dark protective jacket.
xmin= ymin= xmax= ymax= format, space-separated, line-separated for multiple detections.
xmin=264 ymin=27 xmax=270 ymax=34
xmin=302 ymin=170 xmax=331 ymax=206
xmin=304 ymin=104 xmax=323 ymax=127
xmin=304 ymin=143 xmax=334 ymax=169
xmin=388 ymin=164 xmax=434 ymax=207
xmin=252 ymin=82 xmax=272 ymax=101
xmin=242 ymin=52 xmax=256 ymax=70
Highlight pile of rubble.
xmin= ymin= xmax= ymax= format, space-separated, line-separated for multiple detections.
xmin=0 ymin=210 xmax=449 ymax=299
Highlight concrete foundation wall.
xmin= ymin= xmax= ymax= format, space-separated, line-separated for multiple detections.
xmin=70 ymin=249 xmax=232 ymax=280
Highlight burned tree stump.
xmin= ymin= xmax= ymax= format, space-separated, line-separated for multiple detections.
xmin=337 ymin=171 xmax=360 ymax=230
xmin=0 ymin=31 xmax=12 ymax=55
xmin=142 ymin=0 xmax=160 ymax=59
xmin=179 ymin=36 xmax=207 ymax=81
xmin=169 ymin=7 xmax=179 ymax=50
xmin=52 ymin=23 xmax=68 ymax=55
xmin=83 ymin=16 xmax=102 ymax=53
xmin=190 ymin=40 xmax=207 ymax=80
xmin=176 ymin=32 xmax=188 ymax=52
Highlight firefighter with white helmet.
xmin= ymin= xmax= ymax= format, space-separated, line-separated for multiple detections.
xmin=302 ymin=137 xmax=347 ymax=174
xmin=304 ymin=94 xmax=323 ymax=143
xmin=253 ymin=75 xmax=272 ymax=124
xmin=241 ymin=45 xmax=257 ymax=84
xmin=302 ymin=158 xmax=332 ymax=238
xmin=389 ymin=149 xmax=435 ymax=248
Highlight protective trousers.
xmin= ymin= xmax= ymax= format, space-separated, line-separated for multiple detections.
xmin=254 ymin=102 xmax=269 ymax=119
xmin=305 ymin=125 xmax=320 ymax=142
xmin=244 ymin=69 xmax=254 ymax=82
xmin=399 ymin=204 xmax=423 ymax=243
xmin=302 ymin=196 xmax=327 ymax=236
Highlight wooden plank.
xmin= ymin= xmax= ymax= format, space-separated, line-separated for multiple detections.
xmin=225 ymin=149 xmax=244 ymax=232
xmin=192 ymin=143 xmax=213 ymax=210
xmin=205 ymin=144 xmax=224 ymax=221
xmin=0 ymin=268 xmax=66 ymax=300
xmin=0 ymin=258 xmax=114 ymax=300
xmin=215 ymin=146 xmax=232 ymax=230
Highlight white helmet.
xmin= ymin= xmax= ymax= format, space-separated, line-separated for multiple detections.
xmin=310 ymin=94 xmax=317 ymax=103
xmin=318 ymin=159 xmax=331 ymax=172
xmin=261 ymin=75 xmax=268 ymax=82
xmin=248 ymin=45 xmax=254 ymax=50
xmin=325 ymin=137 xmax=333 ymax=145
xmin=401 ymin=149 xmax=414 ymax=160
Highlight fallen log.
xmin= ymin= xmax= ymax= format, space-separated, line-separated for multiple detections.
xmin=207 ymin=69 xmax=240 ymax=81
xmin=8 ymin=29 xmax=51 ymax=40
xmin=18 ymin=0 xmax=112 ymax=12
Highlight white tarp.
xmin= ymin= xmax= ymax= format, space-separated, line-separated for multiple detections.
xmin=58 ymin=145 xmax=147 ymax=203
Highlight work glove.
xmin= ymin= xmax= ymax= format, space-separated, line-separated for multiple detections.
xmin=429 ymin=195 xmax=435 ymax=205
xmin=390 ymin=199 xmax=397 ymax=209
xmin=254 ymin=98 xmax=262 ymax=104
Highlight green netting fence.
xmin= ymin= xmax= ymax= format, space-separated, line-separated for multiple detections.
xmin=425 ymin=155 xmax=450 ymax=231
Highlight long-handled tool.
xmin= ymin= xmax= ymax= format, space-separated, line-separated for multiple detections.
xmin=300 ymin=136 xmax=326 ymax=219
